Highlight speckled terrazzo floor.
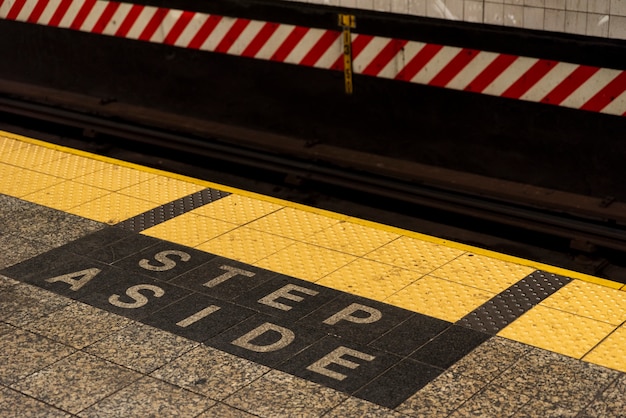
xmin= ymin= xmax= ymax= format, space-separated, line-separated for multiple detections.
xmin=0 ymin=195 xmax=625 ymax=417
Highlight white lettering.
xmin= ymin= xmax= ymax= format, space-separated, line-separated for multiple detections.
xmin=139 ymin=250 xmax=191 ymax=271
xmin=323 ymin=303 xmax=382 ymax=325
xmin=108 ymin=284 xmax=165 ymax=309
xmin=45 ymin=268 xmax=101 ymax=291
xmin=203 ymin=265 xmax=255 ymax=288
xmin=307 ymin=346 xmax=376 ymax=381
xmin=258 ymin=284 xmax=319 ymax=311
xmin=231 ymin=322 xmax=295 ymax=352
xmin=176 ymin=305 xmax=221 ymax=328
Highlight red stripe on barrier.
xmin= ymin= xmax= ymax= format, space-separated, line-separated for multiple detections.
xmin=464 ymin=54 xmax=517 ymax=93
xmin=27 ymin=0 xmax=49 ymax=23
xmin=114 ymin=3 xmax=143 ymax=37
xmin=541 ymin=65 xmax=600 ymax=105
xmin=7 ymin=0 xmax=26 ymax=20
xmin=92 ymin=1 xmax=119 ymax=34
xmin=362 ymin=39 xmax=407 ymax=76
xmin=394 ymin=43 xmax=443 ymax=81
xmin=215 ymin=18 xmax=250 ymax=53
xmin=48 ymin=0 xmax=73 ymax=26
xmin=300 ymin=29 xmax=340 ymax=67
xmin=429 ymin=48 xmax=478 ymax=87
xmin=187 ymin=14 xmax=221 ymax=49
xmin=70 ymin=0 xmax=96 ymax=30
xmin=502 ymin=59 xmax=558 ymax=99
xmin=163 ymin=10 xmax=194 ymax=45
xmin=241 ymin=22 xmax=279 ymax=57
xmin=581 ymin=72 xmax=626 ymax=112
xmin=271 ymin=25 xmax=308 ymax=62
xmin=330 ymin=34 xmax=375 ymax=70
xmin=138 ymin=7 xmax=167 ymax=41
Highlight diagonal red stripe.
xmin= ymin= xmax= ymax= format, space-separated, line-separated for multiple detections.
xmin=48 ymin=0 xmax=73 ymax=26
xmin=429 ymin=48 xmax=479 ymax=87
xmin=464 ymin=54 xmax=517 ymax=93
xmin=501 ymin=59 xmax=558 ymax=99
xmin=330 ymin=34 xmax=375 ymax=71
xmin=394 ymin=43 xmax=443 ymax=81
xmin=241 ymin=22 xmax=279 ymax=58
xmin=114 ymin=3 xmax=143 ymax=37
xmin=361 ymin=39 xmax=408 ymax=76
xmin=300 ymin=30 xmax=341 ymax=67
xmin=541 ymin=65 xmax=600 ymax=105
xmin=7 ymin=0 xmax=26 ymax=20
xmin=187 ymin=14 xmax=222 ymax=49
xmin=163 ymin=10 xmax=195 ymax=45
xmin=92 ymin=1 xmax=119 ymax=34
xmin=581 ymin=72 xmax=626 ymax=112
xmin=138 ymin=7 xmax=168 ymax=41
xmin=70 ymin=0 xmax=96 ymax=30
xmin=215 ymin=18 xmax=250 ymax=53
xmin=271 ymin=26 xmax=308 ymax=62
xmin=27 ymin=0 xmax=49 ymax=23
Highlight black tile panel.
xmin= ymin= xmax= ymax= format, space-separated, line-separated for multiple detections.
xmin=370 ymin=313 xmax=451 ymax=357
xmin=411 ymin=325 xmax=490 ymax=369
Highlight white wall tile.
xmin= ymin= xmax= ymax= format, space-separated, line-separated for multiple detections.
xmin=504 ymin=0 xmax=524 ymax=5
xmin=524 ymin=6 xmax=545 ymax=28
xmin=608 ymin=14 xmax=626 ymax=37
xmin=373 ymin=0 xmax=392 ymax=11
xmin=446 ymin=0 xmax=465 ymax=18
xmin=426 ymin=0 xmax=447 ymax=18
xmin=611 ymin=0 xmax=626 ymax=15
xmin=408 ymin=0 xmax=427 ymax=15
xmin=566 ymin=0 xmax=587 ymax=11
xmin=589 ymin=0 xmax=610 ymax=13
xmin=544 ymin=8 xmax=566 ymax=29
xmin=485 ymin=1 xmax=505 ymax=23
xmin=546 ymin=0 xmax=566 ymax=9
xmin=586 ymin=13 xmax=610 ymax=36
xmin=565 ymin=10 xmax=587 ymax=33
xmin=390 ymin=0 xmax=410 ymax=13
xmin=504 ymin=4 xmax=524 ymax=25
xmin=340 ymin=0 xmax=358 ymax=9
xmin=464 ymin=0 xmax=484 ymax=21
xmin=524 ymin=0 xmax=544 ymax=7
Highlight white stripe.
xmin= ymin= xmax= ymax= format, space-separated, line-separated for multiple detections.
xmin=313 ymin=33 xmax=342 ymax=69
xmin=81 ymin=0 xmax=106 ymax=31
xmin=482 ymin=56 xmax=537 ymax=96
xmin=520 ymin=62 xmax=577 ymax=102
xmin=149 ymin=8 xmax=175 ymax=43
xmin=286 ymin=28 xmax=322 ymax=64
xmin=0 ymin=0 xmax=14 ymax=19
xmin=227 ymin=19 xmax=263 ymax=55
xmin=600 ymin=89 xmax=626 ymax=115
xmin=125 ymin=6 xmax=154 ymax=40
xmin=560 ymin=68 xmax=622 ymax=108
xmin=58 ymin=0 xmax=82 ymax=28
xmin=353 ymin=35 xmax=390 ymax=73
xmin=199 ymin=16 xmax=236 ymax=52
xmin=255 ymin=23 xmax=294 ymax=60
xmin=16 ymin=0 xmax=38 ymax=21
xmin=379 ymin=41 xmax=427 ymax=80
xmin=102 ymin=2 xmax=132 ymax=35
xmin=39 ymin=0 xmax=62 ymax=25
xmin=174 ymin=12 xmax=206 ymax=48
xmin=411 ymin=46 xmax=459 ymax=84
xmin=446 ymin=51 xmax=498 ymax=90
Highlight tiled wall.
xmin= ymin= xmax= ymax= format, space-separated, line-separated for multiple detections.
xmin=289 ymin=0 xmax=626 ymax=40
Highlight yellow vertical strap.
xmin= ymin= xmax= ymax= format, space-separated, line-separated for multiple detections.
xmin=338 ymin=14 xmax=356 ymax=95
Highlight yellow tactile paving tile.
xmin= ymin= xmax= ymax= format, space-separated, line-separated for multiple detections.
xmin=196 ymin=226 xmax=295 ymax=264
xmin=540 ymin=280 xmax=626 ymax=326
xmin=384 ymin=275 xmax=495 ymax=322
xmin=73 ymin=165 xmax=156 ymax=191
xmin=305 ymin=221 xmax=400 ymax=256
xmin=317 ymin=259 xmax=420 ymax=300
xmin=118 ymin=176 xmax=204 ymax=205
xmin=21 ymin=180 xmax=110 ymax=211
xmin=247 ymin=207 xmax=345 ymax=241
xmin=498 ymin=305 xmax=616 ymax=359
xmin=31 ymin=154 xmax=111 ymax=179
xmin=431 ymin=253 xmax=535 ymax=294
xmin=365 ymin=236 xmax=464 ymax=275
xmin=254 ymin=241 xmax=356 ymax=281
xmin=0 ymin=135 xmax=30 ymax=154
xmin=67 ymin=192 xmax=160 ymax=225
xmin=583 ymin=325 xmax=626 ymax=373
xmin=0 ymin=142 xmax=67 ymax=168
xmin=142 ymin=212 xmax=237 ymax=247
xmin=0 ymin=163 xmax=63 ymax=197
xmin=191 ymin=194 xmax=283 ymax=225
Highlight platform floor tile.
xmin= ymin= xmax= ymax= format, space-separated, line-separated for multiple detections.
xmin=247 ymin=207 xmax=346 ymax=241
xmin=67 ymin=192 xmax=164 ymax=224
xmin=118 ymin=175 xmax=205 ymax=204
xmin=22 ymin=180 xmax=111 ymax=211
xmin=30 ymin=153 xmax=111 ymax=179
xmin=584 ymin=325 xmax=626 ymax=373
xmin=0 ymin=141 xmax=67 ymax=168
xmin=190 ymin=194 xmax=284 ymax=225
xmin=142 ymin=211 xmax=238 ymax=247
xmin=73 ymin=165 xmax=156 ymax=191
xmin=0 ymin=163 xmax=63 ymax=197
xmin=304 ymin=221 xmax=401 ymax=256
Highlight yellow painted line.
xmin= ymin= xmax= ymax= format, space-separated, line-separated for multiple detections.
xmin=2 ymin=129 xmax=623 ymax=290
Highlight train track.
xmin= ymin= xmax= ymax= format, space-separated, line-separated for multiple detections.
xmin=1 ymin=90 xmax=625 ymax=281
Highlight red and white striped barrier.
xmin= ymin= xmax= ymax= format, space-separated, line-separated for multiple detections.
xmin=1 ymin=0 xmax=624 ymax=117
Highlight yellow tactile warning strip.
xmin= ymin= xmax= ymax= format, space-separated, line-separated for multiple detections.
xmin=1 ymin=130 xmax=626 ymax=375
